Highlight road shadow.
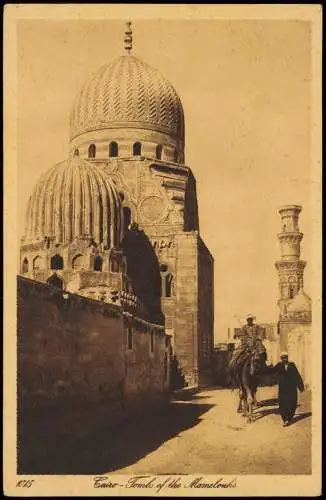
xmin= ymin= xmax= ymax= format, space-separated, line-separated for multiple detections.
xmin=288 ymin=412 xmax=312 ymax=426
xmin=254 ymin=407 xmax=278 ymax=420
xmin=256 ymin=397 xmax=278 ymax=408
xmin=254 ymin=407 xmax=312 ymax=424
xmin=21 ymin=400 xmax=214 ymax=474
xmin=172 ymin=392 xmax=212 ymax=402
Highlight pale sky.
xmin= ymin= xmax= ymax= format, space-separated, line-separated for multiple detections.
xmin=17 ymin=19 xmax=312 ymax=341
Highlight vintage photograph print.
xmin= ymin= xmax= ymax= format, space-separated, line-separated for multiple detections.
xmin=4 ymin=4 xmax=322 ymax=497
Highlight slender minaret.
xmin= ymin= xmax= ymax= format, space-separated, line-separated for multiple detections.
xmin=124 ymin=21 xmax=133 ymax=54
xmin=275 ymin=205 xmax=306 ymax=318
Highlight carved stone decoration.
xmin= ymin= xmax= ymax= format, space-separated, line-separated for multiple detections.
xmin=150 ymin=238 xmax=175 ymax=251
xmin=166 ymin=206 xmax=184 ymax=225
xmin=70 ymin=55 xmax=185 ymax=144
xmin=138 ymin=196 xmax=167 ymax=223
xmin=104 ymin=162 xmax=119 ymax=175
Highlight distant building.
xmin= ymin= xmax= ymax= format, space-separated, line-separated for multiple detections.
xmin=212 ymin=343 xmax=234 ymax=386
xmin=275 ymin=205 xmax=312 ymax=385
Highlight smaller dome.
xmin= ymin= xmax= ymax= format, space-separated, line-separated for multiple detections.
xmin=23 ymin=157 xmax=123 ymax=249
xmin=287 ymin=288 xmax=312 ymax=313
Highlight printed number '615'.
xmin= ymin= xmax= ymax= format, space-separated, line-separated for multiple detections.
xmin=16 ymin=480 xmax=34 ymax=488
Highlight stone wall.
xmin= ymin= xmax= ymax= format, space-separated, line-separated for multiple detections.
xmin=17 ymin=276 xmax=170 ymax=471
xmin=280 ymin=321 xmax=311 ymax=386
xmin=124 ymin=322 xmax=170 ymax=410
xmin=197 ymin=237 xmax=214 ymax=385
xmin=174 ymin=232 xmax=198 ymax=386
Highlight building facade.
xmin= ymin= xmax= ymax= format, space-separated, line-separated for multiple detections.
xmin=19 ymin=23 xmax=214 ymax=389
xmin=275 ymin=205 xmax=312 ymax=385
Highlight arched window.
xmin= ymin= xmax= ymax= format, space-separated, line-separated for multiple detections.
xmin=174 ymin=150 xmax=179 ymax=163
xmin=50 ymin=254 xmax=63 ymax=270
xmin=109 ymin=141 xmax=118 ymax=158
xmin=156 ymin=144 xmax=163 ymax=160
xmin=72 ymin=254 xmax=85 ymax=270
xmin=133 ymin=142 xmax=142 ymax=156
xmin=47 ymin=273 xmax=64 ymax=290
xmin=22 ymin=258 xmax=29 ymax=273
xmin=94 ymin=255 xmax=103 ymax=271
xmin=88 ymin=143 xmax=96 ymax=158
xmin=73 ymin=148 xmax=79 ymax=157
xmin=33 ymin=255 xmax=43 ymax=270
xmin=165 ymin=273 xmax=173 ymax=298
xmin=123 ymin=207 xmax=131 ymax=230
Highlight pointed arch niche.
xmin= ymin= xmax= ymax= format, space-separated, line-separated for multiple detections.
xmin=51 ymin=254 xmax=64 ymax=270
xmin=72 ymin=254 xmax=85 ymax=271
xmin=94 ymin=255 xmax=103 ymax=271
xmin=22 ymin=258 xmax=29 ymax=273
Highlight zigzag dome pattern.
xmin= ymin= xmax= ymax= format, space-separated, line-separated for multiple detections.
xmin=70 ymin=55 xmax=185 ymax=144
xmin=23 ymin=157 xmax=124 ymax=249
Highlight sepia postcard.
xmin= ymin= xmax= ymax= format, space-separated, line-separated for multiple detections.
xmin=3 ymin=4 xmax=322 ymax=497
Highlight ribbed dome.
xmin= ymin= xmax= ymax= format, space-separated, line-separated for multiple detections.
xmin=70 ymin=55 xmax=184 ymax=144
xmin=23 ymin=157 xmax=123 ymax=248
xmin=287 ymin=288 xmax=312 ymax=312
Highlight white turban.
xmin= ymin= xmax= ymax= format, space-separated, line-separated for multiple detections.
xmin=280 ymin=351 xmax=289 ymax=358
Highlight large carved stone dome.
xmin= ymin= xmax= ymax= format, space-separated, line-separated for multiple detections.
xmin=70 ymin=55 xmax=185 ymax=145
xmin=22 ymin=157 xmax=123 ymax=248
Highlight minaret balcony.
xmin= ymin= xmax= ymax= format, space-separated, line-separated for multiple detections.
xmin=277 ymin=232 xmax=303 ymax=241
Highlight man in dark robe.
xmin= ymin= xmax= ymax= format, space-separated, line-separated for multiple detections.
xmin=269 ymin=352 xmax=305 ymax=426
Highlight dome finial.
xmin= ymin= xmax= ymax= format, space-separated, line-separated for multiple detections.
xmin=124 ymin=21 xmax=132 ymax=54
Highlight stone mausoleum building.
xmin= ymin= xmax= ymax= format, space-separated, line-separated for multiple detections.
xmin=18 ymin=20 xmax=214 ymax=416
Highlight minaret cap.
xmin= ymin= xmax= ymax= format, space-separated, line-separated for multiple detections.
xmin=124 ymin=21 xmax=133 ymax=54
xmin=278 ymin=204 xmax=302 ymax=215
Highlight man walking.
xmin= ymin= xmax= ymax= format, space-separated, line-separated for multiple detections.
xmin=269 ymin=352 xmax=305 ymax=426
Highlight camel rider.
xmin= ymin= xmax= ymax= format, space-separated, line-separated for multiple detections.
xmin=229 ymin=314 xmax=267 ymax=373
